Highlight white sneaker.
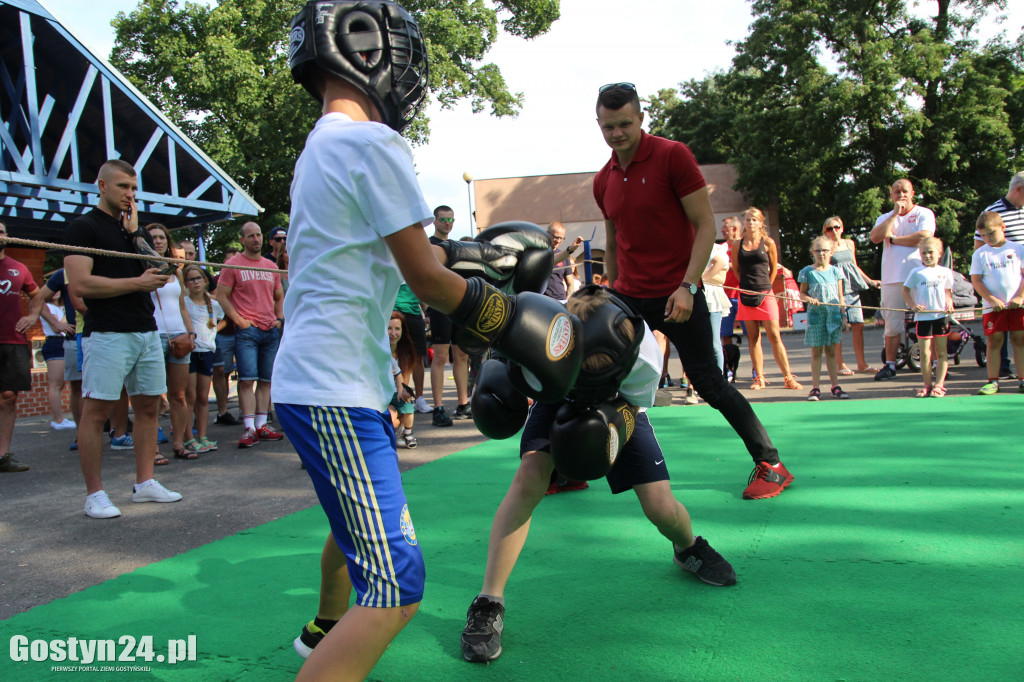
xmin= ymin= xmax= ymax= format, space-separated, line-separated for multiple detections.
xmin=50 ymin=418 xmax=77 ymax=431
xmin=84 ymin=491 xmax=121 ymax=519
xmin=413 ymin=396 xmax=432 ymax=414
xmin=132 ymin=480 xmax=183 ymax=504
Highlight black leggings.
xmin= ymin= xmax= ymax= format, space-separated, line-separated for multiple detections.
xmin=618 ymin=289 xmax=780 ymax=465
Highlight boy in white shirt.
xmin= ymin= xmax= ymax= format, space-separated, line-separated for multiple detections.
xmin=970 ymin=212 xmax=1024 ymax=394
xmin=903 ymin=238 xmax=955 ymax=397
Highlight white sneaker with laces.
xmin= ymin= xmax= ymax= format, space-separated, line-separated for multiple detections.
xmin=51 ymin=418 xmax=77 ymax=430
xmin=132 ymin=480 xmax=183 ymax=503
xmin=413 ymin=396 xmax=432 ymax=414
xmin=84 ymin=490 xmax=121 ymax=519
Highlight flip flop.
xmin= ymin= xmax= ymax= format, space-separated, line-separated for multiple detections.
xmin=858 ymin=367 xmax=878 ymax=374
xmin=154 ymin=453 xmax=170 ymax=466
xmin=838 ymin=368 xmax=855 ymax=376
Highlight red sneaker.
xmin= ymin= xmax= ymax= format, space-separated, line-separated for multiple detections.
xmin=545 ymin=477 xmax=589 ymax=495
xmin=238 ymin=428 xmax=259 ymax=449
xmin=742 ymin=461 xmax=794 ymax=500
xmin=257 ymin=424 xmax=284 ymax=441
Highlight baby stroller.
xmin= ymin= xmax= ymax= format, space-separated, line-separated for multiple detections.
xmin=886 ymin=311 xmax=987 ymax=371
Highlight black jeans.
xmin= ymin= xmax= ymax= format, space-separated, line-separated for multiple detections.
xmin=618 ymin=289 xmax=780 ymax=465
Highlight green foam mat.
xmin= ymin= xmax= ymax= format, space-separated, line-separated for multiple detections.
xmin=4 ymin=396 xmax=1022 ymax=680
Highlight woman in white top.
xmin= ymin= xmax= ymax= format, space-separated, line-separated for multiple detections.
xmin=149 ymin=223 xmax=197 ymax=461
xmin=702 ymin=241 xmax=733 ymax=375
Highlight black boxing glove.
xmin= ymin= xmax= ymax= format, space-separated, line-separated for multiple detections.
xmin=470 ymin=359 xmax=529 ymax=440
xmin=440 ymin=240 xmax=520 ymax=284
xmin=475 ymin=222 xmax=554 ymax=294
xmin=450 ymin=279 xmax=582 ymax=403
xmin=549 ymin=398 xmax=638 ymax=481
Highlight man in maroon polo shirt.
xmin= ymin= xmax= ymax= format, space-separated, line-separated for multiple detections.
xmin=592 ymin=82 xmax=793 ymax=500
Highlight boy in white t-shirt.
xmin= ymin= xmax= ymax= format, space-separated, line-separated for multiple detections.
xmin=970 ymin=211 xmax=1024 ymax=394
xmin=903 ymin=237 xmax=955 ymax=397
xmin=277 ymin=3 xmax=581 ymax=678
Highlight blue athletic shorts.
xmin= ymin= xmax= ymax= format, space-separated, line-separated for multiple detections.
xmin=276 ymin=403 xmax=425 ymax=607
xmin=520 ymin=402 xmax=669 ymax=494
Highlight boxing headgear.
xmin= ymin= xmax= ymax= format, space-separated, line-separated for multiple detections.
xmin=568 ymin=285 xmax=645 ymax=404
xmin=288 ymin=0 xmax=429 ymax=133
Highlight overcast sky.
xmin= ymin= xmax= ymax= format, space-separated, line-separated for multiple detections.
xmin=41 ymin=0 xmax=1024 ymax=238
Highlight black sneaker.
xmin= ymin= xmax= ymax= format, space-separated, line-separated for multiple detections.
xmin=215 ymin=411 xmax=242 ymax=426
xmin=292 ymin=620 xmax=328 ymax=659
xmin=461 ymin=596 xmax=504 ymax=662
xmin=673 ymin=536 xmax=737 ymax=586
xmin=873 ymin=365 xmax=897 ymax=381
xmin=432 ymin=405 xmax=453 ymax=427
xmin=453 ymin=403 xmax=473 ymax=420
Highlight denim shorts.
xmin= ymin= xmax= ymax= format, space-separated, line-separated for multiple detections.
xmin=213 ymin=333 xmax=236 ymax=374
xmin=159 ymin=332 xmax=193 ymax=366
xmin=63 ymin=339 xmax=82 ymax=382
xmin=190 ymin=350 xmax=216 ymax=376
xmin=234 ymin=325 xmax=280 ymax=383
xmin=82 ymin=331 xmax=166 ymax=400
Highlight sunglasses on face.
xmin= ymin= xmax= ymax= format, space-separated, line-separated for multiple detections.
xmin=270 ymin=236 xmax=286 ymax=242
xmin=599 ymin=82 xmax=636 ymax=93
xmin=436 ymin=217 xmax=454 ymax=224
xmin=825 ymin=226 xmax=842 ymax=231
xmin=186 ymin=277 xmax=205 ymax=283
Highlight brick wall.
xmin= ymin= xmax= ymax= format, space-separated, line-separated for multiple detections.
xmin=18 ymin=369 xmax=72 ymax=420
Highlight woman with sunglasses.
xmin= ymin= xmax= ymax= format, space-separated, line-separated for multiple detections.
xmin=822 ymin=216 xmax=880 ymax=374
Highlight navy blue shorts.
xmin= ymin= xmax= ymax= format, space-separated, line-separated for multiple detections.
xmin=42 ymin=335 xmax=65 ymax=362
xmin=520 ymin=402 xmax=669 ymax=494
xmin=189 ymin=350 xmax=215 ymax=376
xmin=276 ymin=403 xmax=425 ymax=607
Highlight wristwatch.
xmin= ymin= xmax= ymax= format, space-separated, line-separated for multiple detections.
xmin=680 ymin=281 xmax=698 ymax=295
xmin=888 ymin=236 xmax=895 ymax=245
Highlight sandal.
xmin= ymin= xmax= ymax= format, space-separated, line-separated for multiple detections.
xmin=750 ymin=376 xmax=766 ymax=390
xmin=838 ymin=367 xmax=855 ymax=376
xmin=184 ymin=438 xmax=210 ymax=454
xmin=931 ymin=385 xmax=947 ymax=397
xmin=784 ymin=375 xmax=803 ymax=390
xmin=154 ymin=453 xmax=170 ymax=466
xmin=858 ymin=367 xmax=878 ymax=374
xmin=173 ymin=444 xmax=199 ymax=460
xmin=916 ymin=385 xmax=932 ymax=398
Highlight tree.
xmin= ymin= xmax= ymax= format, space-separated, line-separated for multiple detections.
xmin=647 ymin=0 xmax=1023 ymax=270
xmin=110 ymin=0 xmax=559 ymax=255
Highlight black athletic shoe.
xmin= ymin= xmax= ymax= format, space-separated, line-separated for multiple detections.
xmin=293 ymin=620 xmax=328 ymax=659
xmin=873 ymin=365 xmax=897 ymax=381
xmin=673 ymin=536 xmax=737 ymax=586
xmin=215 ymin=411 xmax=242 ymax=426
xmin=432 ymin=405 xmax=453 ymax=427
xmin=461 ymin=596 xmax=504 ymax=662
xmin=453 ymin=403 xmax=473 ymax=420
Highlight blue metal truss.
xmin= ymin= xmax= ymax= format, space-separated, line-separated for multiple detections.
xmin=0 ymin=0 xmax=262 ymax=243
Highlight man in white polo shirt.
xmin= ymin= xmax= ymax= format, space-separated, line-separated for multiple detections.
xmin=870 ymin=179 xmax=936 ymax=380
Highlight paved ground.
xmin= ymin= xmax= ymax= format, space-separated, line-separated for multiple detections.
xmin=0 ymin=324 xmax=997 ymax=619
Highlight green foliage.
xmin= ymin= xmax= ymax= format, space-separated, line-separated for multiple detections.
xmin=110 ymin=0 xmax=559 ymax=244
xmin=646 ymin=0 xmax=1023 ymax=271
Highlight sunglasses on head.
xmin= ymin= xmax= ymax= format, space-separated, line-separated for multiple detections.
xmin=599 ymin=82 xmax=636 ymax=93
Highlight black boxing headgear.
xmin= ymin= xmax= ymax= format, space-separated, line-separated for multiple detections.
xmin=288 ymin=0 xmax=429 ymax=133
xmin=568 ymin=285 xmax=645 ymax=403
